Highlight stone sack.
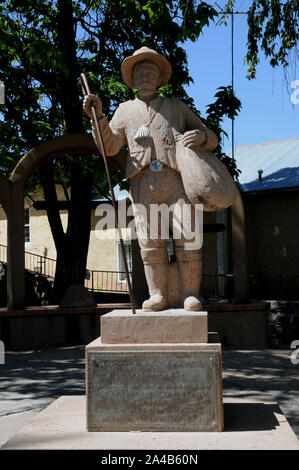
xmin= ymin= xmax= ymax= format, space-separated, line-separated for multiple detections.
xmin=176 ymin=139 xmax=238 ymax=211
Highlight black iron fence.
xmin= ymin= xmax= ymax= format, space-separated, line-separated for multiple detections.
xmin=200 ymin=274 xmax=234 ymax=299
xmin=1 ymin=243 xmax=299 ymax=299
xmin=201 ymin=273 xmax=299 ymax=300
xmin=0 ymin=244 xmax=56 ymax=278
xmin=84 ymin=269 xmax=131 ymax=293
xmin=0 ymin=244 xmax=7 ymax=263
xmin=249 ymin=274 xmax=299 ymax=301
xmin=0 ymin=244 xmax=130 ymax=291
xmin=24 ymin=250 xmax=56 ymax=278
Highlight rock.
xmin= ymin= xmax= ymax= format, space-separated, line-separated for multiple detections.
xmin=60 ymin=284 xmax=96 ymax=308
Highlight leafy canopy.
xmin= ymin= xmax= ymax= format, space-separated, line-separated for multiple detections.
xmin=218 ymin=0 xmax=299 ymax=79
xmin=1 ymin=0 xmax=297 ymax=190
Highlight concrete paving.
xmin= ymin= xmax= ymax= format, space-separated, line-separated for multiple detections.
xmin=222 ymin=347 xmax=299 ymax=439
xmin=0 ymin=344 xmax=298 ymax=447
xmin=2 ymin=396 xmax=298 ymax=450
xmin=0 ymin=410 xmax=38 ymax=448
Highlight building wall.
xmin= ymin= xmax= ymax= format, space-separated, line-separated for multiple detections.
xmin=89 ymin=205 xmax=131 ymax=273
xmin=0 ymin=210 xmax=7 ymax=254
xmin=245 ymin=190 xmax=299 ymax=275
xmin=0 ymin=190 xmax=132 ymax=280
xmin=0 ymin=187 xmax=222 ymax=277
xmin=0 ymin=187 xmax=67 ymax=266
xmin=202 ymin=211 xmax=219 ymax=275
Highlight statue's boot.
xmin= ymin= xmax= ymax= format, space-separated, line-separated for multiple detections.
xmin=142 ymin=262 xmax=169 ymax=312
xmin=177 ymin=248 xmax=203 ymax=311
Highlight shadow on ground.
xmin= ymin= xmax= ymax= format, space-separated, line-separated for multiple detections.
xmin=222 ymin=348 xmax=299 ymax=437
xmin=0 ymin=345 xmax=85 ymax=416
xmin=0 ymin=345 xmax=298 ymax=438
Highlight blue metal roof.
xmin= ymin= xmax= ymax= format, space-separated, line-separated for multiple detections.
xmin=226 ymin=137 xmax=299 ymax=192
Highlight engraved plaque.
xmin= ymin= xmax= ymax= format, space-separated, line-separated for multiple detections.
xmin=87 ymin=350 xmax=222 ymax=432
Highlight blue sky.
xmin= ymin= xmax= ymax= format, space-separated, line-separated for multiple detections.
xmin=184 ymin=1 xmax=299 ymax=153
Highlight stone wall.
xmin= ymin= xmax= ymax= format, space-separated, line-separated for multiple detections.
xmin=267 ymin=300 xmax=299 ymax=346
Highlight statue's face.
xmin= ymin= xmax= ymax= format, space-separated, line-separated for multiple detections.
xmin=133 ymin=61 xmax=160 ymax=96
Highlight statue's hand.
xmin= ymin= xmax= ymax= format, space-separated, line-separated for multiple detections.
xmin=83 ymin=94 xmax=103 ymax=119
xmin=182 ymin=129 xmax=207 ymax=149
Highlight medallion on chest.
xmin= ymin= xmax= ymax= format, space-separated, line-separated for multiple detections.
xmin=134 ymin=97 xmax=163 ymax=142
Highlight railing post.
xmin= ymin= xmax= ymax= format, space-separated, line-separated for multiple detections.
xmin=7 ymin=181 xmax=25 ymax=309
xmin=231 ymin=189 xmax=249 ymax=303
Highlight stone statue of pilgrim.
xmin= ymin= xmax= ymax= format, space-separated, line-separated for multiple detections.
xmin=83 ymin=47 xmax=237 ymax=312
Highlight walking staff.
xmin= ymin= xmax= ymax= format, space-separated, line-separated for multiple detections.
xmin=80 ymin=73 xmax=136 ymax=314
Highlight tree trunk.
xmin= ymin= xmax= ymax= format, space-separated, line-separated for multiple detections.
xmin=40 ymin=161 xmax=93 ymax=304
xmin=39 ymin=0 xmax=94 ymax=303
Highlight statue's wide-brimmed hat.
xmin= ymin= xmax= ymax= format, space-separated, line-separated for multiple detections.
xmin=121 ymin=46 xmax=172 ymax=89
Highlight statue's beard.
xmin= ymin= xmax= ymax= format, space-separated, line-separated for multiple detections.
xmin=138 ymin=84 xmax=156 ymax=95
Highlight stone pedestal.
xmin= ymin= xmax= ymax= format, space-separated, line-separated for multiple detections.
xmin=101 ymin=309 xmax=208 ymax=343
xmin=86 ymin=309 xmax=223 ymax=432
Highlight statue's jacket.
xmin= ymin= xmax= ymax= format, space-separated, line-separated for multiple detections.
xmin=93 ymin=96 xmax=218 ymax=179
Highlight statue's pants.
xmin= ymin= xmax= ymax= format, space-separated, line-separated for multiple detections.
xmin=130 ymin=167 xmax=202 ymax=265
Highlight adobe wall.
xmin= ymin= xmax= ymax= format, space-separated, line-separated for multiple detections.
xmin=245 ymin=190 xmax=299 ymax=275
xmin=0 ymin=198 xmax=221 ymax=275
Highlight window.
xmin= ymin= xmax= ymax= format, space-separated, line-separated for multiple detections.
xmin=24 ymin=207 xmax=30 ymax=244
xmin=117 ymin=242 xmax=132 ymax=282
